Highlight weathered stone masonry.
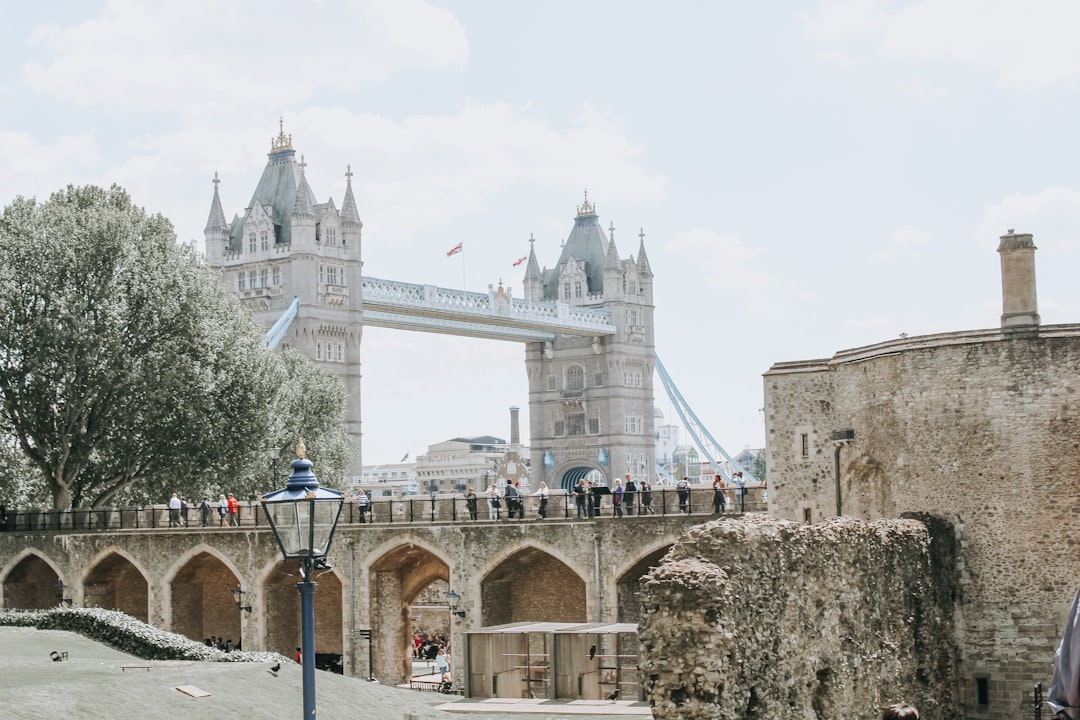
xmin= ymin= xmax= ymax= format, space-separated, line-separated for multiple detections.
xmin=639 ymin=514 xmax=961 ymax=720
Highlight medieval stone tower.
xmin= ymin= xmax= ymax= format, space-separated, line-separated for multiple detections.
xmin=204 ymin=124 xmax=363 ymax=471
xmin=522 ymin=194 xmax=656 ymax=490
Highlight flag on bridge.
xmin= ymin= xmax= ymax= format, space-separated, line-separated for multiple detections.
xmin=400 ymin=452 xmax=410 ymax=462
xmin=513 ymin=256 xmax=527 ymax=267
xmin=446 ymin=242 xmax=463 ymax=257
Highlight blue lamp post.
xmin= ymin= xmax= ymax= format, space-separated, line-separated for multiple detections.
xmin=260 ymin=440 xmax=344 ymax=719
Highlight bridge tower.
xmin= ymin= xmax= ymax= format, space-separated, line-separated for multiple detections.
xmin=522 ymin=194 xmax=656 ymax=490
xmin=204 ymin=123 xmax=364 ymax=471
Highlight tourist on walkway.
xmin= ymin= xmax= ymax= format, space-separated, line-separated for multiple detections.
xmin=167 ymin=493 xmax=182 ymax=527
xmin=624 ymin=475 xmax=637 ymax=515
xmin=180 ymin=497 xmax=190 ymax=526
xmin=465 ymin=487 xmax=478 ymax=521
xmin=612 ymin=479 xmax=624 ymax=517
xmin=354 ymin=488 xmax=370 ymax=523
xmin=505 ymin=479 xmax=520 ymax=520
xmin=487 ymin=483 xmax=501 ymax=520
xmin=199 ymin=497 xmax=212 ymax=527
xmin=532 ymin=481 xmax=549 ymax=519
xmin=712 ymin=474 xmax=726 ymax=514
xmin=589 ymin=481 xmax=602 ymax=517
xmin=677 ymin=477 xmax=690 ymax=513
xmin=733 ymin=471 xmax=746 ymax=513
xmin=435 ymin=645 xmax=450 ymax=681
xmin=640 ymin=479 xmax=654 ymax=514
xmin=217 ymin=494 xmax=228 ymax=526
xmin=227 ymin=493 xmax=239 ymax=526
xmin=573 ymin=479 xmax=589 ymax=518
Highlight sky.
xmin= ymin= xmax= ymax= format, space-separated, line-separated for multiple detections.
xmin=3 ymin=1 xmax=1080 ymax=466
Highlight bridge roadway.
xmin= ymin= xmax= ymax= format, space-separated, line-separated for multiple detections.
xmin=0 ymin=493 xmax=757 ymax=685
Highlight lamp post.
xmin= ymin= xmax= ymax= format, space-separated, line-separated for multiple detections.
xmin=260 ymin=440 xmax=344 ymax=720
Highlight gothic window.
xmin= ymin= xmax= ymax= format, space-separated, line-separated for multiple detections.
xmin=547 ymin=376 xmax=556 ymax=391
xmin=315 ymin=223 xmax=321 ymax=244
xmin=563 ymin=283 xmax=571 ymax=301
xmin=566 ymin=365 xmax=584 ymax=390
xmin=237 ymin=273 xmax=245 ymax=292
xmin=554 ymin=420 xmax=565 ymax=437
xmin=247 ymin=270 xmax=257 ymax=289
xmin=588 ymin=417 xmax=600 ymax=435
xmin=568 ymin=414 xmax=586 ymax=436
xmin=248 ymin=233 xmax=256 ymax=253
xmin=260 ymin=231 xmax=268 ymax=251
xmin=594 ymin=372 xmax=604 ymax=387
xmin=624 ymin=416 xmax=643 ymax=434
xmin=272 ymin=267 xmax=281 ymax=286
xmin=260 ymin=268 xmax=269 ymax=287
xmin=327 ymin=266 xmax=338 ymax=286
xmin=574 ymin=281 xmax=582 ymax=299
xmin=316 ymin=342 xmax=323 ymax=361
xmin=628 ymin=278 xmax=637 ymax=294
xmin=336 ymin=343 xmax=344 ymax=362
xmin=326 ymin=227 xmax=337 ymax=245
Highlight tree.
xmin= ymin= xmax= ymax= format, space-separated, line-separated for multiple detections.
xmin=0 ymin=185 xmax=286 ymax=509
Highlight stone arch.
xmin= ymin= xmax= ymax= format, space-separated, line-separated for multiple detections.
xmin=477 ymin=541 xmax=588 ymax=626
xmin=554 ymin=461 xmax=606 ymax=492
xmin=80 ymin=548 xmax=150 ymax=623
xmin=613 ymin=541 xmax=675 ymax=622
xmin=1 ymin=548 xmax=64 ymax=610
xmin=164 ymin=549 xmax=243 ymax=647
xmin=366 ymin=537 xmax=451 ymax=685
xmin=258 ymin=558 xmax=344 ymax=668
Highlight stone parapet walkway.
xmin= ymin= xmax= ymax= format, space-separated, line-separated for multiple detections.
xmin=435 ymin=698 xmax=651 ymax=715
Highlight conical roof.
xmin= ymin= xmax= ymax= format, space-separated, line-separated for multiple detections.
xmin=204 ymin=172 xmax=227 ymax=232
xmin=541 ymin=193 xmax=609 ymax=300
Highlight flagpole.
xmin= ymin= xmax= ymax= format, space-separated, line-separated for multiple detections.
xmin=461 ymin=248 xmax=466 ymax=289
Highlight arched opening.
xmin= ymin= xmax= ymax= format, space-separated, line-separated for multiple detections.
xmin=368 ymin=543 xmax=449 ymax=685
xmin=557 ymin=465 xmax=605 ymax=492
xmin=83 ymin=553 xmax=149 ymax=622
xmin=3 ymin=553 xmax=61 ymax=610
xmin=481 ymin=547 xmax=586 ymax=626
xmin=169 ymin=552 xmax=241 ymax=647
xmin=616 ymin=545 xmax=672 ymax=622
xmin=264 ymin=559 xmax=343 ymax=671
xmin=411 ymin=577 xmax=451 ymax=653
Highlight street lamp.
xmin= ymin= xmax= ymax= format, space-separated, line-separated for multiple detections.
xmin=260 ymin=440 xmax=344 ymax=720
xmin=447 ymin=590 xmax=466 ymax=618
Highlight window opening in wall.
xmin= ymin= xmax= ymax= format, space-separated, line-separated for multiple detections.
xmin=547 ymin=376 xmax=556 ymax=391
xmin=976 ymin=677 xmax=989 ymax=706
xmin=554 ymin=420 xmax=565 ymax=437
xmin=272 ymin=267 xmax=280 ymax=286
xmin=260 ymin=231 xmax=268 ymax=251
xmin=588 ymin=417 xmax=600 ymax=435
xmin=803 ymin=508 xmax=812 ymax=524
xmin=568 ymin=414 xmax=585 ymax=436
xmin=594 ymin=372 xmax=604 ymax=386
xmin=248 ymin=233 xmax=256 ymax=253
xmin=316 ymin=342 xmax=323 ymax=361
xmin=801 ymin=433 xmax=809 ymax=458
xmin=237 ymin=273 xmax=245 ymax=291
xmin=567 ymin=365 xmax=584 ymax=390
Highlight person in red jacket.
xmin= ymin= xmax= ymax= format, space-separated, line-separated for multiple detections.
xmin=227 ymin=493 xmax=239 ymax=526
xmin=295 ymin=647 xmax=302 ymax=664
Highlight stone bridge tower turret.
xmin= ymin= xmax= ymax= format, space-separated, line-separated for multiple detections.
xmin=522 ymin=193 xmax=656 ymax=490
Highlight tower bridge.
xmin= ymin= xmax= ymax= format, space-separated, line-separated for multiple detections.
xmin=205 ymin=125 xmax=657 ymax=490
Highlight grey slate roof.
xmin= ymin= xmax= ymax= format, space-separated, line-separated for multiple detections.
xmin=541 ymin=206 xmax=609 ymax=300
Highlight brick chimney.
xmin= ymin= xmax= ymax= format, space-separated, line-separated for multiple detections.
xmin=509 ymin=406 xmax=520 ymax=446
xmin=997 ymin=230 xmax=1040 ymax=330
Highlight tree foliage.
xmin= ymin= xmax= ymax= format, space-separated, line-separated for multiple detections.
xmin=0 ymin=184 xmax=351 ymax=510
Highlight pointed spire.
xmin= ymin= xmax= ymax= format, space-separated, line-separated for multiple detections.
xmin=636 ymin=227 xmax=653 ymax=277
xmin=292 ymin=155 xmax=314 ymax=217
xmin=205 ymin=171 xmax=227 ymax=232
xmin=604 ymin=220 xmax=621 ymax=270
xmin=341 ymin=164 xmax=361 ymax=225
xmin=525 ymin=232 xmax=542 ymax=280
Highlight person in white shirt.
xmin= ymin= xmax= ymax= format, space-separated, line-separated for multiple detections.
xmin=487 ymin=483 xmax=501 ymax=520
xmin=532 ymin=481 xmax=549 ymax=519
xmin=167 ymin=493 xmax=182 ymax=527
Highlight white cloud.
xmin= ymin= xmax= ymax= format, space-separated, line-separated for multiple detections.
xmin=804 ymin=0 xmax=1080 ymax=90
xmin=23 ymin=0 xmax=468 ymax=115
xmin=0 ymin=131 xmax=100 ymax=204
xmin=663 ymin=228 xmax=791 ymax=310
xmin=869 ymin=224 xmax=931 ymax=263
xmin=975 ymin=186 xmax=1080 ymax=252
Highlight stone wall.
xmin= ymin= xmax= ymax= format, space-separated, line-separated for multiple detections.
xmin=763 ymin=326 xmax=1080 ymax=718
xmin=638 ymin=514 xmax=960 ymax=720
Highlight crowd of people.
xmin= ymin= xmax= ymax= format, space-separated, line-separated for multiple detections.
xmin=204 ymin=635 xmax=240 ymax=653
xmin=166 ymin=492 xmax=241 ymax=527
xmin=572 ymin=474 xmax=655 ymax=518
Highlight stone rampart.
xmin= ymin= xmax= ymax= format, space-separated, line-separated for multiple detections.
xmin=638 ymin=514 xmax=960 ymax=720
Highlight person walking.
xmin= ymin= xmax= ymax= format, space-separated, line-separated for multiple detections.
xmin=465 ymin=487 xmax=478 ymax=521
xmin=612 ymin=478 xmax=624 ymax=518
xmin=624 ymin=475 xmax=637 ymax=516
xmin=199 ymin=497 xmax=212 ymax=527
xmin=532 ymin=481 xmax=549 ymax=519
xmin=677 ymin=477 xmax=690 ymax=513
xmin=589 ymin=481 xmax=602 ymax=517
xmin=167 ymin=493 xmax=182 ymax=527
xmin=640 ymin=479 xmax=654 ymax=514
xmin=505 ymin=479 xmax=520 ymax=520
xmin=217 ymin=494 xmax=229 ymax=526
xmin=573 ymin=479 xmax=589 ymax=518
xmin=180 ymin=498 xmax=190 ymax=526
xmin=712 ymin=474 xmax=727 ymax=514
xmin=227 ymin=493 xmax=239 ymax=526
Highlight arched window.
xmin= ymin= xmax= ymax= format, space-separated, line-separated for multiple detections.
xmin=566 ymin=365 xmax=585 ymax=390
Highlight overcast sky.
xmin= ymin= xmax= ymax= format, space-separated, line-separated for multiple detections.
xmin=3 ymin=1 xmax=1079 ymax=466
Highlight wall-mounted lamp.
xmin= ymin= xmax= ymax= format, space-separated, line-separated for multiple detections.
xmin=232 ymin=586 xmax=252 ymax=613
xmin=447 ymin=590 xmax=466 ymax=618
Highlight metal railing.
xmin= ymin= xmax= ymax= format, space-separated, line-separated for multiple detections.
xmin=0 ymin=487 xmax=766 ymax=534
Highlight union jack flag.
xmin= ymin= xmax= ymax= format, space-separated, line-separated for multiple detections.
xmin=446 ymin=242 xmax=463 ymax=257
xmin=513 ymin=256 xmax=527 ymax=267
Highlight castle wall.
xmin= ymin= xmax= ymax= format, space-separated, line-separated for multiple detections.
xmin=638 ymin=514 xmax=961 ymax=720
xmin=763 ymin=325 xmax=1080 ymax=718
